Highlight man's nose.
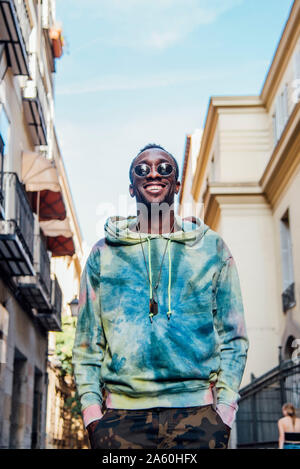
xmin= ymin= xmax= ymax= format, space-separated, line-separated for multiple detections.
xmin=147 ymin=163 xmax=160 ymax=178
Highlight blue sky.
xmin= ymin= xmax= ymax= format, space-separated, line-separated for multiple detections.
xmin=54 ymin=0 xmax=294 ymax=252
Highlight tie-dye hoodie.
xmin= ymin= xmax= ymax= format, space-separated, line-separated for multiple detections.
xmin=72 ymin=214 xmax=249 ymax=427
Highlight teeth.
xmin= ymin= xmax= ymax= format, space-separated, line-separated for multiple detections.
xmin=145 ymin=185 xmax=164 ymax=191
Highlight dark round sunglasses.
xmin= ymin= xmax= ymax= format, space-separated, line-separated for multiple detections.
xmin=133 ymin=162 xmax=174 ymax=178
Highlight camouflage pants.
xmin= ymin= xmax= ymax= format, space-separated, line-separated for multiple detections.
xmin=88 ymin=404 xmax=231 ymax=449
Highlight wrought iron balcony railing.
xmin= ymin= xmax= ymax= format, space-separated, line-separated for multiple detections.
xmin=37 ymin=273 xmax=62 ymax=331
xmin=13 ymin=213 xmax=52 ymax=311
xmin=51 ymin=273 xmax=62 ymax=328
xmin=0 ymin=171 xmax=34 ymax=276
xmin=34 ymin=218 xmax=51 ymax=298
xmin=13 ymin=0 xmax=31 ymax=51
xmin=0 ymin=0 xmax=31 ymax=75
xmin=22 ymin=54 xmax=48 ymax=145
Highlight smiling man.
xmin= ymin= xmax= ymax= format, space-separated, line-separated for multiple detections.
xmin=72 ymin=143 xmax=249 ymax=449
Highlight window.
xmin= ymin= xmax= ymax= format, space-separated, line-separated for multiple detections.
xmin=273 ymin=84 xmax=289 ymax=144
xmin=294 ymin=45 xmax=300 ymax=80
xmin=293 ymin=46 xmax=300 ymax=104
xmin=0 ymin=105 xmax=10 ymax=200
xmin=279 ymin=210 xmax=296 ymax=312
xmin=284 ymin=335 xmax=296 ymax=361
xmin=272 ymin=113 xmax=277 ymax=144
xmin=210 ymin=154 xmax=215 ymax=182
xmin=282 ymin=84 xmax=289 ymax=123
xmin=0 ymin=44 xmax=8 ymax=81
xmin=0 ymin=104 xmax=10 ymax=156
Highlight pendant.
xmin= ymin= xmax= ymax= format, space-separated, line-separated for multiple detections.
xmin=149 ymin=298 xmax=158 ymax=322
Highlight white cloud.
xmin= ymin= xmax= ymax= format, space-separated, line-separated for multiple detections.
xmin=56 ymin=70 xmax=204 ymax=95
xmin=61 ymin=0 xmax=243 ymax=51
xmin=56 ymin=56 xmax=267 ymax=97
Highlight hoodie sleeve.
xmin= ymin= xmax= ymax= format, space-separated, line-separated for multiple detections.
xmin=212 ymin=249 xmax=249 ymax=426
xmin=72 ymin=247 xmax=107 ymax=417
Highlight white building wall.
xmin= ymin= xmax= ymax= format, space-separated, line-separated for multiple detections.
xmin=217 ymin=198 xmax=281 ymax=384
xmin=272 ymin=163 xmax=300 ymax=349
xmin=218 ymin=109 xmax=271 ymax=183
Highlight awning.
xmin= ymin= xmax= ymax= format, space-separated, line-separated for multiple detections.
xmin=47 ymin=235 xmax=75 ymax=257
xmin=28 ymin=190 xmax=67 ymax=221
xmin=39 ymin=219 xmax=72 ymax=238
xmin=22 ymin=151 xmax=60 ymax=192
xmin=22 ymin=151 xmax=75 ymax=256
xmin=22 ymin=152 xmax=66 ymax=220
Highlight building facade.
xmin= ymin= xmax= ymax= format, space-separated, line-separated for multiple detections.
xmin=0 ymin=0 xmax=84 ymax=448
xmin=179 ymin=0 xmax=300 ymax=448
xmin=178 ymin=128 xmax=202 ymax=219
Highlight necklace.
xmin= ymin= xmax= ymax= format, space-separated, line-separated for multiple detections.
xmin=135 ymin=219 xmax=175 ymax=323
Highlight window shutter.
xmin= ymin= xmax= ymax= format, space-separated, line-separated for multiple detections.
xmin=283 ymin=84 xmax=289 ymax=124
xmin=272 ymin=114 xmax=277 ymax=145
xmin=275 ymin=94 xmax=282 ymax=139
xmin=294 ymin=48 xmax=300 ymax=79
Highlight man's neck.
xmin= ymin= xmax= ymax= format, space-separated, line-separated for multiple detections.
xmin=133 ymin=212 xmax=180 ymax=234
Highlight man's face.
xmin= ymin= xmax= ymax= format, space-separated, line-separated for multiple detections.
xmin=129 ymin=149 xmax=181 ymax=207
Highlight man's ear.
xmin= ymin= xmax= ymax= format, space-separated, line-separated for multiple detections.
xmin=175 ymin=180 xmax=181 ymax=194
xmin=129 ymin=184 xmax=135 ymax=197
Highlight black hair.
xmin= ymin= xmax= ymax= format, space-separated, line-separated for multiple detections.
xmin=129 ymin=143 xmax=179 ymax=184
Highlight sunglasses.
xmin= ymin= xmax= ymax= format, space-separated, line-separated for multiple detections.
xmin=133 ymin=162 xmax=175 ymax=178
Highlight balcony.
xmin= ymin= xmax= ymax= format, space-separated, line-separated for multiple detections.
xmin=237 ymin=360 xmax=300 ymax=448
xmin=22 ymin=56 xmax=48 ymax=145
xmin=41 ymin=0 xmax=55 ymax=30
xmin=0 ymin=171 xmax=35 ymax=276
xmin=0 ymin=0 xmax=31 ymax=75
xmin=13 ymin=212 xmax=52 ymax=310
xmin=41 ymin=0 xmax=56 ymax=73
xmin=37 ymin=273 xmax=62 ymax=331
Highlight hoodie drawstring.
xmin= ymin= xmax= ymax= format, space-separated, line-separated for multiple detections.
xmin=167 ymin=239 xmax=172 ymax=320
xmin=147 ymin=237 xmax=153 ymax=300
xmin=146 ymin=237 xmax=172 ymax=321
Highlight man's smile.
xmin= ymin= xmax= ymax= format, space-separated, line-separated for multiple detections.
xmin=143 ymin=182 xmax=167 ymax=195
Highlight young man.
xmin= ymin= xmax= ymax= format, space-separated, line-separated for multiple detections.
xmin=72 ymin=143 xmax=249 ymax=449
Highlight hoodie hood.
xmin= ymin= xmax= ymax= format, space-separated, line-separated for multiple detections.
xmin=104 ymin=214 xmax=210 ymax=321
xmin=104 ymin=214 xmax=210 ymax=246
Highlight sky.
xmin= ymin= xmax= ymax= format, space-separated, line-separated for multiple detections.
xmin=54 ymin=0 xmax=294 ymax=254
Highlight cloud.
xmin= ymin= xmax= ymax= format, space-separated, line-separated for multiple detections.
xmin=59 ymin=0 xmax=243 ymax=51
xmin=56 ymin=56 xmax=267 ymax=97
xmin=56 ymin=70 xmax=207 ymax=96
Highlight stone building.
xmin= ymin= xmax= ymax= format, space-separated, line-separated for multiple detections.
xmin=179 ymin=0 xmax=300 ymax=448
xmin=0 ymin=0 xmax=84 ymax=448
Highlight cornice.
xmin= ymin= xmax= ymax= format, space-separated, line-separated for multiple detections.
xmin=203 ymin=183 xmax=265 ymax=230
xmin=191 ymin=96 xmax=263 ymax=203
xmin=260 ymin=0 xmax=300 ymax=110
xmin=260 ymin=101 xmax=300 ymax=207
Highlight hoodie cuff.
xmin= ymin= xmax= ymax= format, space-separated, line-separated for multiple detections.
xmin=215 ymin=403 xmax=238 ymax=428
xmin=82 ymin=404 xmax=104 ymax=428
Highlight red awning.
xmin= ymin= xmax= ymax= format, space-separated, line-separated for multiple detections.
xmin=47 ymin=235 xmax=75 ymax=257
xmin=22 ymin=151 xmax=75 ymax=257
xmin=28 ymin=190 xmax=66 ymax=220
